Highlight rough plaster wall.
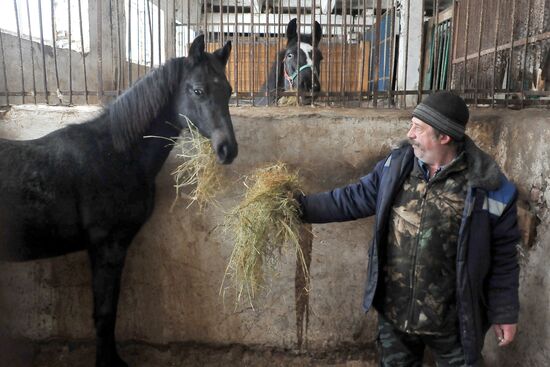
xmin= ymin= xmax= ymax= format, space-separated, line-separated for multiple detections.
xmin=0 ymin=106 xmax=549 ymax=366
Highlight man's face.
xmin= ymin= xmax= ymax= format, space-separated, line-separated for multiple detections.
xmin=407 ymin=117 xmax=442 ymax=164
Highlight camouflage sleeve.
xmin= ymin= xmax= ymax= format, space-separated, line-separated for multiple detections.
xmin=486 ymin=180 xmax=521 ymax=325
xmin=298 ymin=156 xmax=386 ymax=223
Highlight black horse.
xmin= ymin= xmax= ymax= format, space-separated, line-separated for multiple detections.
xmin=257 ymin=18 xmax=323 ymax=105
xmin=0 ymin=35 xmax=237 ymax=367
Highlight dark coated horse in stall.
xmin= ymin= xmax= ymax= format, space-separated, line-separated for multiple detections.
xmin=257 ymin=18 xmax=323 ymax=105
xmin=0 ymin=35 xmax=237 ymax=367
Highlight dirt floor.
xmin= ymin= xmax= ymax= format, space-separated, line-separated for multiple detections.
xmin=2 ymin=338 xmax=378 ymax=367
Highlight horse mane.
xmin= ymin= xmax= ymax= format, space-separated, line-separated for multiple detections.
xmin=108 ymin=57 xmax=184 ymax=151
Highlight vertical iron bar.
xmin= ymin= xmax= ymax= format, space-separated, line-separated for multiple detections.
xmin=434 ymin=0 xmax=439 ymax=93
xmin=13 ymin=0 xmax=26 ymax=103
xmin=296 ymin=0 xmax=301 ymax=103
xmin=69 ymin=0 xmax=73 ymax=104
xmin=326 ymin=0 xmax=332 ymax=106
xmin=128 ymin=0 xmax=133 ymax=85
xmin=374 ymin=0 xmax=382 ymax=107
xmin=340 ymin=0 xmax=347 ymax=104
xmin=78 ymin=0 xmax=88 ymax=102
xmin=448 ymin=0 xmax=458 ymax=91
xmin=38 ymin=0 xmax=49 ymax=103
xmin=220 ymin=0 xmax=224 ymax=46
xmin=474 ymin=0 xmax=484 ymax=106
xmin=311 ymin=0 xmax=316 ymax=105
xmin=461 ymin=0 xmax=470 ymax=96
xmin=51 ymin=0 xmax=62 ymax=104
xmin=505 ymin=0 xmax=517 ymax=107
xmin=137 ymin=0 xmax=140 ymax=77
xmin=520 ymin=0 xmax=532 ymax=108
xmin=417 ymin=0 xmax=425 ymax=103
xmin=186 ymin=0 xmax=190 ymax=56
xmin=275 ymin=0 xmax=281 ymax=105
xmin=388 ymin=3 xmax=395 ymax=106
xmin=97 ymin=0 xmax=104 ymax=103
xmin=359 ymin=0 xmax=367 ymax=104
xmin=265 ymin=0 xmax=270 ymax=103
xmin=403 ymin=0 xmax=410 ymax=108
xmin=116 ymin=0 xmax=122 ymax=94
xmin=251 ymin=0 xmax=255 ymax=105
xmin=491 ymin=0 xmax=501 ymax=107
xmin=158 ymin=0 xmax=162 ymax=65
xmin=0 ymin=31 xmax=9 ymax=106
xmin=25 ymin=0 xmax=38 ymax=103
xmin=234 ymin=0 xmax=239 ymax=106
xmin=147 ymin=0 xmax=154 ymax=68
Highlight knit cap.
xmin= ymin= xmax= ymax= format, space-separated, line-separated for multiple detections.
xmin=412 ymin=91 xmax=469 ymax=141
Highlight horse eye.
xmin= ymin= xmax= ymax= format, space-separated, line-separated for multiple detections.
xmin=193 ymin=89 xmax=204 ymax=96
xmin=287 ymin=53 xmax=293 ymax=59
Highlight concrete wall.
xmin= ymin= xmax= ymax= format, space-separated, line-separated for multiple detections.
xmin=0 ymin=106 xmax=549 ymax=366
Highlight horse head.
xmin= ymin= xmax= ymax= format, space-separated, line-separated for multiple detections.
xmin=172 ymin=35 xmax=238 ymax=164
xmin=283 ymin=18 xmax=323 ymax=94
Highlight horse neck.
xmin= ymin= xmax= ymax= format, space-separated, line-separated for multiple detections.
xmin=137 ymin=109 xmax=182 ymax=180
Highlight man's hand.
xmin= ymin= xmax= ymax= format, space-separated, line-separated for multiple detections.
xmin=492 ymin=324 xmax=517 ymax=347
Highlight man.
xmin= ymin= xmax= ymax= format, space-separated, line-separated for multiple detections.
xmin=298 ymin=92 xmax=520 ymax=366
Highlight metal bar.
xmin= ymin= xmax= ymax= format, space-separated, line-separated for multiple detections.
xmin=220 ymin=0 xmax=224 ymax=46
xmin=416 ymin=0 xmax=425 ymax=103
xmin=107 ymin=0 xmax=114 ymax=99
xmin=51 ymin=0 xmax=62 ymax=104
xmin=461 ymin=0 xmax=470 ymax=95
xmin=116 ymin=0 xmax=122 ymax=94
xmin=275 ymin=0 xmax=282 ymax=105
xmin=340 ymin=0 xmax=347 ymax=104
xmin=491 ymin=0 xmax=501 ymax=107
xmin=374 ymin=0 xmax=382 ymax=107
xmin=251 ymin=0 xmax=255 ymax=105
xmin=264 ymin=0 xmax=270 ymax=103
xmin=297 ymin=0 xmax=301 ymax=103
xmin=13 ymin=0 xmax=26 ymax=104
xmin=234 ymin=0 xmax=239 ymax=106
xmin=97 ymin=0 xmax=104 ymax=103
xmin=520 ymin=0 xmax=532 ymax=108
xmin=431 ymin=0 xmax=439 ymax=92
xmin=505 ymin=0 xmax=517 ymax=108
xmin=186 ymin=0 xmax=190 ymax=56
xmin=449 ymin=0 xmax=458 ymax=90
xmin=388 ymin=3 xmax=395 ymax=106
xmin=38 ymin=0 xmax=49 ymax=103
xmin=474 ymin=0 xmax=484 ymax=106
xmin=158 ymin=0 xmax=162 ymax=65
xmin=0 ymin=30 xmax=9 ymax=106
xmin=78 ymin=0 xmax=88 ymax=102
xmin=403 ymin=0 xmax=410 ymax=108
xmin=359 ymin=0 xmax=367 ymax=104
xmin=25 ymin=0 xmax=37 ymax=103
xmin=137 ymin=0 xmax=141 ymax=77
xmin=326 ymin=0 xmax=332 ymax=106
xmin=69 ymin=0 xmax=73 ymax=103
xmin=128 ymin=0 xmax=132 ymax=85
xmin=310 ymin=0 xmax=316 ymax=105
xmin=147 ymin=0 xmax=154 ymax=68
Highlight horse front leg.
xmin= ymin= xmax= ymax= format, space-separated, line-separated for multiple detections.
xmin=88 ymin=241 xmax=129 ymax=367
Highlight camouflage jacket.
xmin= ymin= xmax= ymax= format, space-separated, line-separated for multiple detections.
xmin=299 ymin=137 xmax=521 ymax=365
xmin=381 ymin=153 xmax=468 ymax=334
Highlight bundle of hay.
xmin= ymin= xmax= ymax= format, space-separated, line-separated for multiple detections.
xmin=223 ymin=163 xmax=308 ymax=304
xmin=171 ymin=116 xmax=223 ymax=209
xmin=277 ymin=95 xmax=299 ymax=106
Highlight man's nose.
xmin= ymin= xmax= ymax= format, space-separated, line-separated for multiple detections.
xmin=407 ymin=126 xmax=415 ymax=139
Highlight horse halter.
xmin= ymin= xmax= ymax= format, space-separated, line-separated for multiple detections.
xmin=283 ymin=55 xmax=320 ymax=89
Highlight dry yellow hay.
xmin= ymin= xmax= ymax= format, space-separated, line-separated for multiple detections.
xmin=168 ymin=115 xmax=223 ymax=209
xmin=222 ymin=162 xmax=308 ymax=305
xmin=277 ymin=95 xmax=299 ymax=106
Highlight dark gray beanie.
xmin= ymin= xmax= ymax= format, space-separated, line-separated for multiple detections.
xmin=412 ymin=91 xmax=469 ymax=141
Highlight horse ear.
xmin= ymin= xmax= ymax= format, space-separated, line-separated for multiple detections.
xmin=214 ymin=40 xmax=232 ymax=66
xmin=189 ymin=34 xmax=205 ymax=63
xmin=286 ymin=18 xmax=297 ymax=43
xmin=314 ymin=21 xmax=323 ymax=46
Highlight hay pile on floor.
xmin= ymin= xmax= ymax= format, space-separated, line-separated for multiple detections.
xmin=171 ymin=117 xmax=223 ymax=209
xmin=223 ymin=163 xmax=308 ymax=304
xmin=277 ymin=95 xmax=299 ymax=106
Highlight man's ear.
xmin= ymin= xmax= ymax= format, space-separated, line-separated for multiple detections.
xmin=440 ymin=134 xmax=453 ymax=145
